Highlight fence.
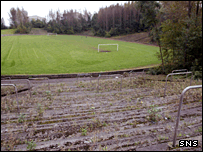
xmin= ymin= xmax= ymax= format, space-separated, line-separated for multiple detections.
xmin=29 ymin=77 xmax=50 ymax=91
xmin=1 ymin=84 xmax=19 ymax=113
xmin=97 ymin=74 xmax=123 ymax=93
xmin=172 ymin=85 xmax=202 ymax=147
xmin=1 ymin=79 xmax=31 ymax=98
xmin=164 ymin=72 xmax=193 ymax=97
xmin=77 ymin=73 xmax=92 ymax=84
xmin=171 ymin=69 xmax=188 ymax=82
xmin=129 ymin=70 xmax=145 ymax=83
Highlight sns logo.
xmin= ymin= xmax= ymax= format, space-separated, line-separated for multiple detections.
xmin=179 ymin=140 xmax=198 ymax=147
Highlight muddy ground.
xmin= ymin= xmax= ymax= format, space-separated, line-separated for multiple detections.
xmin=1 ymin=73 xmax=202 ymax=151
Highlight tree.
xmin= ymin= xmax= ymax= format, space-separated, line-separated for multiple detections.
xmin=8 ymin=7 xmax=18 ymax=28
xmin=159 ymin=1 xmax=202 ymax=74
xmin=8 ymin=7 xmax=31 ymax=33
xmin=1 ymin=17 xmax=8 ymax=29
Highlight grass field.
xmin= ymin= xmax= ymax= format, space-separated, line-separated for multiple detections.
xmin=1 ymin=29 xmax=16 ymax=34
xmin=1 ymin=35 xmax=160 ymax=75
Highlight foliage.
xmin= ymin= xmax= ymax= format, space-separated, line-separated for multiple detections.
xmin=95 ymin=28 xmax=105 ymax=37
xmin=18 ymin=113 xmax=25 ymax=123
xmin=26 ymin=140 xmax=37 ymax=151
xmin=147 ymin=104 xmax=162 ymax=122
xmin=81 ymin=127 xmax=88 ymax=136
xmin=1 ymin=18 xmax=8 ymax=29
xmin=31 ymin=19 xmax=46 ymax=28
xmin=15 ymin=23 xmax=31 ymax=34
xmin=8 ymin=7 xmax=30 ymax=29
xmin=105 ymin=31 xmax=111 ymax=38
xmin=150 ymin=1 xmax=202 ymax=76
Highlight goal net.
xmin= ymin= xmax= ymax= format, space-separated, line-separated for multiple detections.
xmin=47 ymin=33 xmax=57 ymax=36
xmin=98 ymin=44 xmax=118 ymax=52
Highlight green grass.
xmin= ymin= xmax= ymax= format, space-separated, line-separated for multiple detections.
xmin=1 ymin=29 xmax=16 ymax=34
xmin=1 ymin=35 xmax=160 ymax=75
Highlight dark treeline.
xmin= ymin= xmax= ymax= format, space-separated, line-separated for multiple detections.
xmin=44 ymin=1 xmax=160 ymax=37
xmin=2 ymin=1 xmax=202 ymax=78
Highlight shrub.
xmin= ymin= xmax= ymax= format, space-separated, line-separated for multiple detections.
xmin=105 ymin=32 xmax=111 ymax=38
xmin=109 ymin=28 xmax=119 ymax=36
xmin=15 ymin=24 xmax=30 ymax=34
xmin=147 ymin=66 xmax=163 ymax=75
xmin=66 ymin=27 xmax=74 ymax=34
xmin=96 ymin=28 xmax=105 ymax=37
xmin=125 ymin=27 xmax=130 ymax=34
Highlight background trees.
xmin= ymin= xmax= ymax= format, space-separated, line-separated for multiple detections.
xmin=1 ymin=18 xmax=8 ymax=29
xmin=158 ymin=1 xmax=202 ymax=75
xmin=8 ymin=7 xmax=31 ymax=33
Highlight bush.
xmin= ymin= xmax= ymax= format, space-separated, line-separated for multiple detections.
xmin=109 ymin=28 xmax=119 ymax=36
xmin=147 ymin=66 xmax=163 ymax=75
xmin=66 ymin=27 xmax=74 ymax=34
xmin=105 ymin=32 xmax=111 ymax=38
xmin=96 ymin=28 xmax=106 ymax=37
xmin=15 ymin=24 xmax=30 ymax=34
xmin=125 ymin=27 xmax=130 ymax=34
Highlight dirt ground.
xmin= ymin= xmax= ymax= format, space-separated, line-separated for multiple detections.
xmin=1 ymin=73 xmax=202 ymax=151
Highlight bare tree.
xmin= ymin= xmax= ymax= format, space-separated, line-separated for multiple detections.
xmin=8 ymin=7 xmax=17 ymax=28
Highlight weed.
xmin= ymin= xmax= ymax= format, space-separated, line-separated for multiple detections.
xmin=195 ymin=127 xmax=202 ymax=133
xmin=37 ymin=103 xmax=44 ymax=117
xmin=18 ymin=113 xmax=25 ymax=123
xmin=26 ymin=139 xmax=36 ymax=151
xmin=45 ymin=91 xmax=52 ymax=100
xmin=102 ymin=146 xmax=108 ymax=151
xmin=58 ymin=89 xmax=62 ymax=93
xmin=147 ymin=104 xmax=162 ymax=122
xmin=103 ymin=122 xmax=107 ymax=127
xmin=81 ymin=127 xmax=88 ymax=136
xmin=32 ymin=91 xmax=37 ymax=95
xmin=134 ymin=141 xmax=141 ymax=145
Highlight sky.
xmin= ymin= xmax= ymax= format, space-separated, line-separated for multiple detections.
xmin=1 ymin=1 xmax=127 ymax=26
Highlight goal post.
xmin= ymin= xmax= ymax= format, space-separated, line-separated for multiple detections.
xmin=47 ymin=33 xmax=57 ymax=36
xmin=98 ymin=44 xmax=118 ymax=52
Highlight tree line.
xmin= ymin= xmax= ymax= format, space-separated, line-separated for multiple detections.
xmin=1 ymin=1 xmax=202 ymax=78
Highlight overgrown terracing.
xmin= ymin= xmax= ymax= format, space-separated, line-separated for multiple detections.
xmin=1 ymin=73 xmax=202 ymax=151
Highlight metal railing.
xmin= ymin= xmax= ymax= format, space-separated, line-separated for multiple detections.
xmin=1 ymin=79 xmax=31 ymax=97
xmin=129 ymin=70 xmax=145 ymax=83
xmin=164 ymin=72 xmax=193 ymax=97
xmin=97 ymin=74 xmax=123 ymax=93
xmin=1 ymin=84 xmax=19 ymax=113
xmin=29 ymin=77 xmax=50 ymax=90
xmin=171 ymin=69 xmax=188 ymax=82
xmin=172 ymin=85 xmax=202 ymax=147
xmin=1 ymin=77 xmax=12 ymax=83
xmin=77 ymin=73 xmax=92 ymax=84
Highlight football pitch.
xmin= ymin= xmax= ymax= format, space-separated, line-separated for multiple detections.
xmin=1 ymin=35 xmax=160 ymax=75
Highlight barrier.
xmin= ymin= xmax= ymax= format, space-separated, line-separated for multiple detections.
xmin=77 ymin=73 xmax=92 ymax=84
xmin=129 ymin=70 xmax=145 ymax=83
xmin=97 ymin=74 xmax=123 ymax=93
xmin=1 ymin=84 xmax=19 ymax=113
xmin=1 ymin=79 xmax=31 ymax=97
xmin=171 ymin=69 xmax=188 ymax=82
xmin=172 ymin=85 xmax=202 ymax=147
xmin=164 ymin=72 xmax=193 ymax=97
xmin=29 ymin=77 xmax=50 ymax=90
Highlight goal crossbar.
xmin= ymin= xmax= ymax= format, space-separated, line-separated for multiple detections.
xmin=98 ymin=44 xmax=118 ymax=52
